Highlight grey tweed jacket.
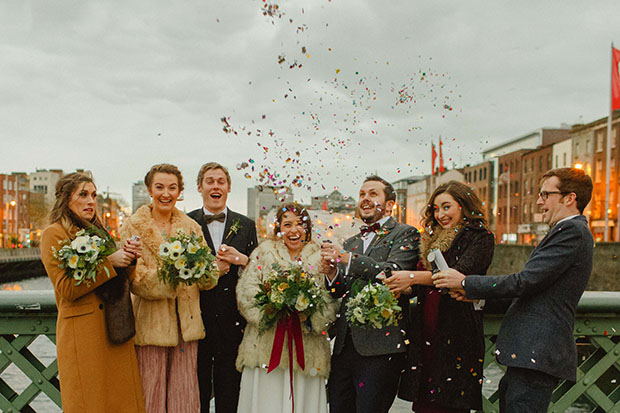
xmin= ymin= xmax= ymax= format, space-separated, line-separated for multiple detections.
xmin=329 ymin=217 xmax=420 ymax=356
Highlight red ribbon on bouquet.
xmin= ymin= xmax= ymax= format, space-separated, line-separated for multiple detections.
xmin=267 ymin=312 xmax=305 ymax=413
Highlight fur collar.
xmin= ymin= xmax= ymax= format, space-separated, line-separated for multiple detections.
xmin=419 ymin=224 xmax=463 ymax=270
xmin=256 ymin=239 xmax=321 ymax=280
xmin=127 ymin=204 xmax=197 ymax=255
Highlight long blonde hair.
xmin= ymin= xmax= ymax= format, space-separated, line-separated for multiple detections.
xmin=48 ymin=172 xmax=105 ymax=234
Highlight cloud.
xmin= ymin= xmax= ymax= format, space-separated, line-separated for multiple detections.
xmin=1 ymin=0 xmax=620 ymax=212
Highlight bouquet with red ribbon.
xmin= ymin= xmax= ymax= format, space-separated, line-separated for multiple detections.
xmin=254 ymin=263 xmax=330 ymax=410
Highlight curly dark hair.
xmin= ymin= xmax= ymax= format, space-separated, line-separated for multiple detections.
xmin=274 ymin=203 xmax=313 ymax=242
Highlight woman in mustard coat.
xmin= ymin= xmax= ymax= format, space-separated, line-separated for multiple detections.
xmin=40 ymin=172 xmax=145 ymax=413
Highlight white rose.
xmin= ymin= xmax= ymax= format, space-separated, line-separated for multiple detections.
xmin=270 ymin=290 xmax=284 ymax=305
xmin=187 ymin=243 xmax=199 ymax=254
xmin=295 ymin=294 xmax=309 ymax=312
xmin=67 ymin=254 xmax=79 ymax=269
xmin=174 ymin=257 xmax=187 ymax=270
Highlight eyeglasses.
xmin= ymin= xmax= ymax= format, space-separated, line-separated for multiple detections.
xmin=538 ymin=191 xmax=569 ymax=201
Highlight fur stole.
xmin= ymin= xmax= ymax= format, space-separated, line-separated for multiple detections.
xmin=127 ymin=204 xmax=202 ymax=256
xmin=419 ymin=224 xmax=463 ymax=270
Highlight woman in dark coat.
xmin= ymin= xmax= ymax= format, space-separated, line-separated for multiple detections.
xmin=385 ymin=180 xmax=494 ymax=412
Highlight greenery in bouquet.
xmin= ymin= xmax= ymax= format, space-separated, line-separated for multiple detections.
xmin=254 ymin=263 xmax=330 ymax=333
xmin=345 ymin=281 xmax=402 ymax=329
xmin=52 ymin=227 xmax=116 ymax=286
xmin=158 ymin=229 xmax=217 ymax=289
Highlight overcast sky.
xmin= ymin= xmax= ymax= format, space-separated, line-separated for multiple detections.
xmin=2 ymin=0 xmax=620 ymax=214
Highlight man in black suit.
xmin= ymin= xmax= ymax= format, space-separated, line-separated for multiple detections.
xmin=320 ymin=175 xmax=420 ymax=413
xmin=188 ymin=162 xmax=258 ymax=413
xmin=434 ymin=167 xmax=594 ymax=412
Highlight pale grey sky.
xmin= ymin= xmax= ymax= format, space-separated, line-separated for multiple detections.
xmin=2 ymin=0 xmax=619 ymax=214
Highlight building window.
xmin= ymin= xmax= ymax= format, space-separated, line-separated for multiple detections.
xmin=555 ymin=155 xmax=558 ymax=168
xmin=474 ymin=170 xmax=477 ymax=182
xmin=597 ymin=133 xmax=604 ymax=153
xmin=484 ymin=167 xmax=487 ymax=179
xmin=575 ymin=142 xmax=580 ymax=156
xmin=563 ymin=153 xmax=567 ymax=167
xmin=586 ymin=139 xmax=591 ymax=154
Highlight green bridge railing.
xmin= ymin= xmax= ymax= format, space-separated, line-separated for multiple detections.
xmin=1 ymin=291 xmax=620 ymax=412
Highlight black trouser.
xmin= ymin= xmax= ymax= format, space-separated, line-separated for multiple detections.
xmin=198 ymin=339 xmax=241 ymax=413
xmin=328 ymin=332 xmax=406 ymax=413
xmin=498 ymin=366 xmax=559 ymax=413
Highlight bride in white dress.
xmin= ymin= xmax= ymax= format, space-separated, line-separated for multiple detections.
xmin=236 ymin=204 xmax=338 ymax=413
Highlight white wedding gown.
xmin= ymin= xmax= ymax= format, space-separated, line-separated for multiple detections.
xmin=237 ymin=367 xmax=328 ymax=413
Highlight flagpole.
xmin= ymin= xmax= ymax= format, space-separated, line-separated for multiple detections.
xmin=507 ymin=166 xmax=511 ymax=243
xmin=605 ymin=43 xmax=613 ymax=241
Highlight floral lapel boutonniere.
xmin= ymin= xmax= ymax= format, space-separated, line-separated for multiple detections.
xmin=375 ymin=227 xmax=390 ymax=240
xmin=226 ymin=219 xmax=241 ymax=239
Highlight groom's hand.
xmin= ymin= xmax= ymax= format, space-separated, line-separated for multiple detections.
xmin=320 ymin=242 xmax=343 ymax=280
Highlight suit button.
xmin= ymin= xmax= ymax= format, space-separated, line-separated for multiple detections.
xmin=99 ymin=304 xmax=103 ymax=310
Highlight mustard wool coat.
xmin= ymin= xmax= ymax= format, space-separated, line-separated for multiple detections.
xmin=120 ymin=205 xmax=217 ymax=346
xmin=41 ymin=223 xmax=145 ymax=413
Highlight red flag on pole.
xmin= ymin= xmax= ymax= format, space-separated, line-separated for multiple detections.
xmin=612 ymin=46 xmax=620 ymax=111
xmin=431 ymin=142 xmax=437 ymax=176
xmin=439 ymin=138 xmax=445 ymax=173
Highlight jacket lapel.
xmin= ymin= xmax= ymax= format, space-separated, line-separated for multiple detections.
xmin=348 ymin=233 xmax=364 ymax=255
xmin=534 ymin=215 xmax=586 ymax=251
xmin=195 ymin=208 xmax=215 ymax=252
xmin=223 ymin=209 xmax=237 ymax=244
xmin=365 ymin=217 xmax=396 ymax=254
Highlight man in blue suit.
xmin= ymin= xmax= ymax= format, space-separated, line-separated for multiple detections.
xmin=433 ymin=167 xmax=594 ymax=412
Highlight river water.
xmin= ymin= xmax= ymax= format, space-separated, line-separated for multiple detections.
xmin=1 ymin=277 xmax=590 ymax=412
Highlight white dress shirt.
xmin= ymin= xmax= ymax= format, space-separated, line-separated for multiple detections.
xmin=203 ymin=207 xmax=228 ymax=252
xmin=326 ymin=216 xmax=391 ymax=286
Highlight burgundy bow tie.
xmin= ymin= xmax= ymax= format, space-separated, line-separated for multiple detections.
xmin=360 ymin=222 xmax=381 ymax=235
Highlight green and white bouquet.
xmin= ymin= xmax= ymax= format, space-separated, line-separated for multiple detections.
xmin=52 ymin=228 xmax=116 ymax=286
xmin=158 ymin=229 xmax=218 ymax=289
xmin=345 ymin=281 xmax=402 ymax=329
xmin=254 ymin=263 xmax=331 ymax=333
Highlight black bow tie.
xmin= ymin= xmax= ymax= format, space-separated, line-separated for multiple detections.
xmin=205 ymin=212 xmax=226 ymax=224
xmin=360 ymin=222 xmax=381 ymax=235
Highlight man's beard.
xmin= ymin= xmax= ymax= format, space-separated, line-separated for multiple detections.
xmin=359 ymin=202 xmax=386 ymax=224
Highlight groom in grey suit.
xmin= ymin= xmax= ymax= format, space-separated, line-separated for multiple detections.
xmin=320 ymin=175 xmax=419 ymax=413
xmin=434 ymin=167 xmax=594 ymax=412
